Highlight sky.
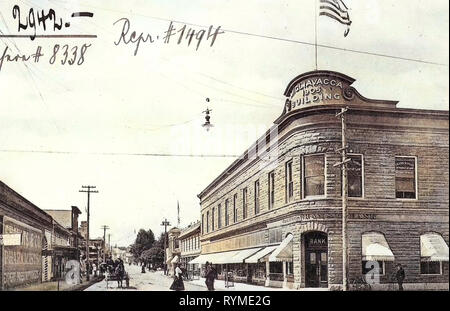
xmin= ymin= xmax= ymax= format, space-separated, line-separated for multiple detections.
xmin=0 ymin=0 xmax=448 ymax=247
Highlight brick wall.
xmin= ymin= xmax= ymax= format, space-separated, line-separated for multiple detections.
xmin=198 ymin=106 xmax=448 ymax=288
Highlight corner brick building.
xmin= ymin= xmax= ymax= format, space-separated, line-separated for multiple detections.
xmin=192 ymin=70 xmax=449 ymax=290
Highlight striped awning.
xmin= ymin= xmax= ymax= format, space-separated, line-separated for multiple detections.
xmin=188 ymin=253 xmax=222 ymax=265
xmin=227 ymin=247 xmax=262 ymax=264
xmin=421 ymin=233 xmax=449 ymax=262
xmin=245 ymin=245 xmax=279 ymax=263
xmin=269 ymin=234 xmax=293 ymax=262
xmin=188 ymin=248 xmax=261 ymax=265
xmin=362 ymin=232 xmax=395 ymax=261
xmin=213 ymin=250 xmax=242 ymax=264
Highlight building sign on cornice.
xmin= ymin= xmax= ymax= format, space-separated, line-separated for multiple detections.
xmin=278 ymin=71 xmax=398 ymax=121
xmin=284 ymin=71 xmax=354 ymax=113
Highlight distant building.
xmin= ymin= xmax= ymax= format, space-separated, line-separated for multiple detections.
xmin=45 ymin=206 xmax=83 ymax=260
xmin=165 ymin=227 xmax=181 ymax=275
xmin=179 ymin=222 xmax=201 ymax=275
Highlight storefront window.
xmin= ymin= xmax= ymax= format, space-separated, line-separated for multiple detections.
xmin=395 ymin=157 xmax=417 ymax=199
xmin=287 ymin=261 xmax=294 ymax=275
xmin=254 ymin=263 xmax=266 ymax=279
xmin=269 ymin=262 xmax=283 ymax=273
xmin=420 ymin=262 xmax=441 ymax=275
xmin=303 ymin=155 xmax=325 ymax=197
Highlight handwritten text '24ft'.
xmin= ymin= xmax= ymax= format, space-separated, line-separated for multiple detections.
xmin=113 ymin=18 xmax=224 ymax=56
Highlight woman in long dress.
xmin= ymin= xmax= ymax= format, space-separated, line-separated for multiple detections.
xmin=170 ymin=263 xmax=185 ymax=290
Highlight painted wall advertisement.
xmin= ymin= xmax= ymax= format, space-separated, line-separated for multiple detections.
xmin=1 ymin=216 xmax=42 ymax=289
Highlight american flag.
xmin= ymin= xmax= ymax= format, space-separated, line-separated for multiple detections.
xmin=319 ymin=0 xmax=352 ymax=37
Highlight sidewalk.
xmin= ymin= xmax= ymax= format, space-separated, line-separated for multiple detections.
xmin=12 ymin=275 xmax=104 ymax=291
xmin=159 ymin=271 xmax=294 ymax=291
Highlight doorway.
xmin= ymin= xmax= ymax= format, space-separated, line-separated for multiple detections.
xmin=304 ymin=231 xmax=328 ymax=288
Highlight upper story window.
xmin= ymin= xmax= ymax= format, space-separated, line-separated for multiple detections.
xmin=206 ymin=210 xmax=210 ymax=233
xmin=233 ymin=193 xmax=238 ymax=223
xmin=225 ymin=199 xmax=229 ymax=226
xmin=218 ymin=204 xmax=222 ymax=229
xmin=243 ymin=188 xmax=248 ymax=219
xmin=201 ymin=214 xmax=204 ymax=235
xmin=341 ymin=154 xmax=364 ymax=198
xmin=303 ymin=154 xmax=325 ymax=197
xmin=268 ymin=171 xmax=275 ymax=209
xmin=211 ymin=207 xmax=215 ymax=231
xmin=286 ymin=160 xmax=294 ymax=202
xmin=395 ymin=157 xmax=417 ymax=199
xmin=254 ymin=180 xmax=260 ymax=215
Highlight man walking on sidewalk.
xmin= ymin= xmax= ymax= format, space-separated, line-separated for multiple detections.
xmin=395 ymin=263 xmax=405 ymax=291
xmin=205 ymin=262 xmax=217 ymax=291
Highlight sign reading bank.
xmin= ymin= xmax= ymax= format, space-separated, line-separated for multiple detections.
xmin=283 ymin=71 xmax=355 ymax=113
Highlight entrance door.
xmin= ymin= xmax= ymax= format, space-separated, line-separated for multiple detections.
xmin=304 ymin=232 xmax=328 ymax=288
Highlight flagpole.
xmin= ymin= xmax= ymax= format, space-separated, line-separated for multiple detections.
xmin=314 ymin=0 xmax=318 ymax=70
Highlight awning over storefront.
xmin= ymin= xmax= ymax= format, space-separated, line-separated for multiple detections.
xmin=188 ymin=253 xmax=221 ymax=265
xmin=227 ymin=247 xmax=262 ymax=264
xmin=269 ymin=234 xmax=293 ymax=262
xmin=420 ymin=233 xmax=449 ymax=262
xmin=362 ymin=232 xmax=395 ymax=261
xmin=188 ymin=248 xmax=261 ymax=265
xmin=245 ymin=245 xmax=279 ymax=263
xmin=171 ymin=255 xmax=179 ymax=264
xmin=213 ymin=250 xmax=242 ymax=264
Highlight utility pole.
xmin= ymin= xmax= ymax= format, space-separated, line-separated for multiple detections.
xmin=177 ymin=201 xmax=180 ymax=227
xmin=334 ymin=107 xmax=350 ymax=291
xmin=100 ymin=225 xmax=110 ymax=262
xmin=108 ymin=233 xmax=112 ymax=255
xmin=161 ymin=218 xmax=171 ymax=275
xmin=79 ymin=185 xmax=98 ymax=281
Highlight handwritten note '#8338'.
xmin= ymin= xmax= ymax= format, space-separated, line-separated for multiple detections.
xmin=113 ymin=18 xmax=224 ymax=56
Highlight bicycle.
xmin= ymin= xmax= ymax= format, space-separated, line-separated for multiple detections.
xmin=350 ymin=276 xmax=372 ymax=291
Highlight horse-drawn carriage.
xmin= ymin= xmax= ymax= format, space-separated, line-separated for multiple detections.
xmin=103 ymin=263 xmax=130 ymax=289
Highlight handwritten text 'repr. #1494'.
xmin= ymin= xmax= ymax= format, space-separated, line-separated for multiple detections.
xmin=113 ymin=18 xmax=224 ymax=56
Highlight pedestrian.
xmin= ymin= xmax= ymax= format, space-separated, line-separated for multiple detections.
xmin=116 ymin=261 xmax=125 ymax=288
xmin=170 ymin=263 xmax=185 ymax=291
xmin=92 ymin=262 xmax=97 ymax=277
xmin=205 ymin=262 xmax=217 ymax=291
xmin=395 ymin=263 xmax=405 ymax=291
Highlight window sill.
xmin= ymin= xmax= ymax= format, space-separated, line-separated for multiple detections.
xmin=300 ymin=196 xmax=327 ymax=201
